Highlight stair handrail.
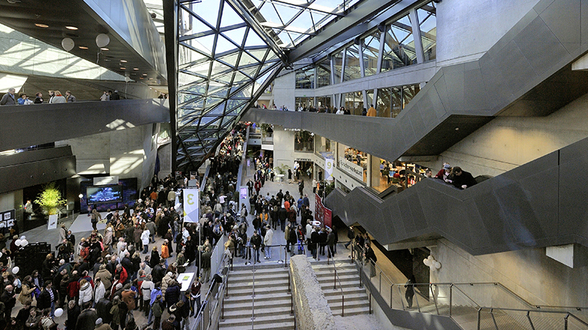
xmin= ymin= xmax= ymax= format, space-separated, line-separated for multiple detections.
xmin=331 ymin=261 xmax=346 ymax=317
xmin=349 ymin=241 xmax=588 ymax=327
xmin=476 ymin=306 xmax=588 ymax=330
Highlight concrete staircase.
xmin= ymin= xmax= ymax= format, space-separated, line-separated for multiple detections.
xmin=312 ymin=261 xmax=370 ymax=316
xmin=219 ymin=264 xmax=295 ymax=330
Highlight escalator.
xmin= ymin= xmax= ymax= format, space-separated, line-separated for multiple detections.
xmin=325 ymin=135 xmax=588 ymax=255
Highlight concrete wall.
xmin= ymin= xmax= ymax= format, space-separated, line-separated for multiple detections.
xmin=272 ymin=71 xmax=296 ymax=110
xmin=435 ymin=0 xmax=540 ymax=66
xmin=66 ymin=123 xmax=159 ymax=189
xmin=430 ymin=238 xmax=588 ymax=308
xmin=290 ymin=255 xmax=336 ymax=330
xmin=421 ymin=92 xmax=588 ymax=177
xmin=272 ymin=127 xmax=315 ymax=170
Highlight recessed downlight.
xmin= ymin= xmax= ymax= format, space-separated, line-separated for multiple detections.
xmin=133 ymin=67 xmax=139 ymax=71
xmin=120 ymin=67 xmax=126 ymax=70
xmin=100 ymin=47 xmax=109 ymax=51
xmin=142 ymin=73 xmax=148 ymax=76
xmin=78 ymin=46 xmax=88 ymax=50
xmin=35 ymin=23 xmax=49 ymax=28
xmin=65 ymin=26 xmax=78 ymax=30
xmin=120 ymin=59 xmax=127 ymax=63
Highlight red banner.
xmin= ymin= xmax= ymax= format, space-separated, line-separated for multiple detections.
xmin=315 ymin=194 xmax=332 ymax=228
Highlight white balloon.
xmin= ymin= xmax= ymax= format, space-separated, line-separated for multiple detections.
xmin=434 ymin=261 xmax=441 ymax=270
xmin=423 ymin=258 xmax=431 ymax=266
xmin=21 ymin=240 xmax=28 ymax=247
xmin=61 ymin=38 xmax=75 ymax=51
xmin=96 ymin=34 xmax=110 ymax=48
xmin=55 ymin=308 xmax=64 ymax=317
xmin=12 ymin=267 xmax=19 ymax=274
xmin=14 ymin=239 xmax=21 ymax=247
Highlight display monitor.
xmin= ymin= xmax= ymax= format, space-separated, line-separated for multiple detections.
xmin=86 ymin=185 xmax=123 ymax=204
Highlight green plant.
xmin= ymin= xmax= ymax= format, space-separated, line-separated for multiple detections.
xmin=324 ymin=181 xmax=335 ymax=197
xmin=274 ymin=164 xmax=290 ymax=175
xmin=35 ymin=182 xmax=66 ymax=215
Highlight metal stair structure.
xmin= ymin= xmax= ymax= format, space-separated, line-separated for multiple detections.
xmin=311 ymin=260 xmax=370 ymax=317
xmin=219 ymin=264 xmax=295 ymax=330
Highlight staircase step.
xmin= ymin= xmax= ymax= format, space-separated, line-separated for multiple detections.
xmin=223 ymin=299 xmax=292 ymax=312
xmin=218 ymin=314 xmax=294 ymax=327
xmin=219 ymin=320 xmax=294 ymax=330
xmin=225 ymin=293 xmax=291 ymax=304
xmin=223 ymin=305 xmax=292 ymax=319
xmin=323 ymin=291 xmax=367 ymax=301
xmin=228 ymin=286 xmax=290 ymax=297
xmin=331 ymin=306 xmax=371 ymax=316
xmin=230 ymin=273 xmax=289 ymax=281
xmin=227 ymin=278 xmax=289 ymax=288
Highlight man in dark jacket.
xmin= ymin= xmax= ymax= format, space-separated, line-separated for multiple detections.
xmin=76 ymin=306 xmax=98 ymax=330
xmin=37 ymin=282 xmax=56 ymax=314
xmin=250 ymin=232 xmax=262 ymax=264
xmin=0 ymin=285 xmax=16 ymax=321
xmin=152 ymin=260 xmax=166 ymax=285
xmin=449 ymin=166 xmax=477 ymax=189
xmin=165 ymin=281 xmax=181 ymax=308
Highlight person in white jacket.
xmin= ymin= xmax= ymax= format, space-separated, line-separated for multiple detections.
xmin=263 ymin=226 xmax=274 ymax=259
xmin=141 ymin=229 xmax=151 ymax=254
xmin=78 ymin=279 xmax=93 ymax=307
xmin=94 ymin=277 xmax=106 ymax=305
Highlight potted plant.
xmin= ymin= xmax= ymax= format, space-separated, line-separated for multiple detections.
xmin=35 ymin=182 xmax=66 ymax=217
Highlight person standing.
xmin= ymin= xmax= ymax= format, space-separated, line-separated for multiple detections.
xmin=250 ymin=231 xmax=262 ymax=264
xmin=65 ymin=91 xmax=76 ymax=102
xmin=405 ymin=277 xmax=415 ymax=309
xmin=34 ymin=92 xmax=44 ymax=104
xmin=263 ymin=226 xmax=273 ymax=260
xmin=0 ymin=88 xmax=16 ymax=105
xmin=1 ymin=285 xmax=16 ymax=322
xmin=91 ymin=209 xmax=101 ymax=231
xmin=189 ymin=278 xmax=201 ymax=316
xmin=151 ymin=295 xmax=163 ymax=330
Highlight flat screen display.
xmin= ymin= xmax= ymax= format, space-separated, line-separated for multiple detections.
xmin=87 ymin=185 xmax=123 ymax=204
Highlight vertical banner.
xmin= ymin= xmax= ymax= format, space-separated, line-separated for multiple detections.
xmin=315 ymin=194 xmax=333 ymax=228
xmin=325 ymin=158 xmax=334 ymax=181
xmin=183 ymin=189 xmax=200 ymax=223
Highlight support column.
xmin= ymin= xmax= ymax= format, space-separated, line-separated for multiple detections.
xmin=409 ymin=8 xmax=425 ymax=64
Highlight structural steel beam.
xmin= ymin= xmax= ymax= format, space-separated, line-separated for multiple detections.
xmin=226 ymin=0 xmax=289 ymax=64
xmin=289 ymin=0 xmax=428 ymax=63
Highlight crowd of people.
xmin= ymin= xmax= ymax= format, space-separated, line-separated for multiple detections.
xmin=0 ymin=90 xmax=77 ymax=106
xmin=0 ymin=126 xmax=253 ymax=330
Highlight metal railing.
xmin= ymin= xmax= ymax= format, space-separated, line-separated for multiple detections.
xmin=331 ymin=261 xmax=346 ymax=317
xmin=190 ymin=252 xmax=228 ymax=330
xmin=349 ymin=243 xmax=588 ymax=330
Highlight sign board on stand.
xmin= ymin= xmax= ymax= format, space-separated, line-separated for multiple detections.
xmin=183 ymin=189 xmax=200 ymax=223
xmin=47 ymin=214 xmax=58 ymax=230
xmin=325 ymin=158 xmax=334 ymax=181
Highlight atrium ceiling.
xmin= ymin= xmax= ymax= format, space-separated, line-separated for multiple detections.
xmin=168 ymin=0 xmax=417 ymax=170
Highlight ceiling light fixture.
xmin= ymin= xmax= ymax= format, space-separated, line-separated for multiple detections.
xmin=142 ymin=73 xmax=148 ymax=76
xmin=35 ymin=23 xmax=49 ymax=28
xmin=100 ymin=47 xmax=109 ymax=51
xmin=133 ymin=67 xmax=139 ymax=71
xmin=120 ymin=59 xmax=127 ymax=63
xmin=120 ymin=67 xmax=126 ymax=70
xmin=65 ymin=26 xmax=78 ymax=30
xmin=78 ymin=46 xmax=88 ymax=50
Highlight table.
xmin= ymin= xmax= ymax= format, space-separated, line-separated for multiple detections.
xmin=178 ymin=272 xmax=195 ymax=292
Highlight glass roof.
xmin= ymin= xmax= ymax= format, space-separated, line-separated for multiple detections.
xmin=246 ymin=0 xmax=361 ymax=49
xmin=176 ymin=0 xmax=282 ymax=169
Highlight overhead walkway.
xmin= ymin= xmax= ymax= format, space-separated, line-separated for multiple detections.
xmin=0 ymin=99 xmax=169 ymax=151
xmin=325 ymin=135 xmax=588 ymax=255
xmin=243 ymin=0 xmax=588 ymax=162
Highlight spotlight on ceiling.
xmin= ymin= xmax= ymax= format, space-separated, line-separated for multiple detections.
xmin=35 ymin=23 xmax=49 ymax=28
xmin=65 ymin=26 xmax=78 ymax=30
